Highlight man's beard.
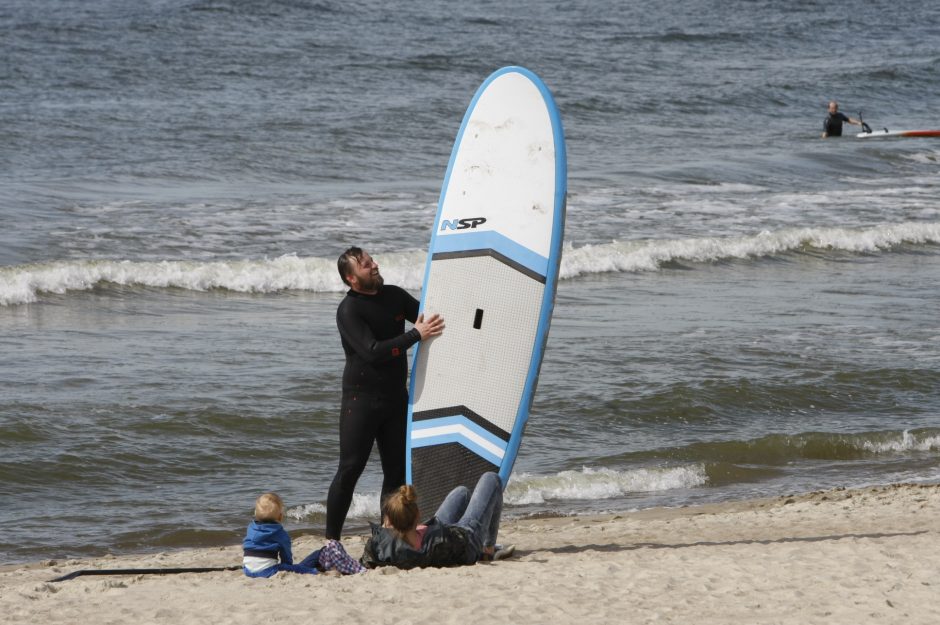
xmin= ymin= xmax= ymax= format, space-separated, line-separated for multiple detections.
xmin=360 ymin=271 xmax=384 ymax=291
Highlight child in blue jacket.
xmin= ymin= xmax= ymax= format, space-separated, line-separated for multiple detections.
xmin=243 ymin=492 xmax=364 ymax=577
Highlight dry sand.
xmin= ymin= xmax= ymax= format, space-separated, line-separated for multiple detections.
xmin=2 ymin=482 xmax=938 ymax=624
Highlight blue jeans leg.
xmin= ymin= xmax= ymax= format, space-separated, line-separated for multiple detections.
xmin=244 ymin=552 xmax=321 ymax=577
xmin=297 ymin=549 xmax=322 ymax=569
xmin=277 ymin=563 xmax=319 ymax=575
xmin=455 ymin=472 xmax=503 ymax=554
xmin=434 ymin=484 xmax=470 ymax=525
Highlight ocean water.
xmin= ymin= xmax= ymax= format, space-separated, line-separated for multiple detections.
xmin=2 ymin=0 xmax=940 ymax=564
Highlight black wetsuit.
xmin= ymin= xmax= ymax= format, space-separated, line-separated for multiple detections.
xmin=325 ymin=285 xmax=420 ymax=539
xmin=823 ymin=111 xmax=850 ymax=137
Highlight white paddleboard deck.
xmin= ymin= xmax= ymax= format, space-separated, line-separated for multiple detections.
xmin=406 ymin=66 xmax=567 ymax=513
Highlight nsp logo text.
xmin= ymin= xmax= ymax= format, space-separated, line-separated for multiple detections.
xmin=440 ymin=217 xmax=487 ymax=231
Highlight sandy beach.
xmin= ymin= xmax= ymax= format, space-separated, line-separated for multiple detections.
xmin=2 ymin=482 xmax=937 ymax=624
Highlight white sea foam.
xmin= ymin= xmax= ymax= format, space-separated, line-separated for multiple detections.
xmin=287 ymin=501 xmax=327 ymax=522
xmin=2 ymin=221 xmax=939 ymax=306
xmin=861 ymin=429 xmax=940 ymax=454
xmin=287 ymin=491 xmax=380 ymax=522
xmin=899 ymin=150 xmax=940 ymax=165
xmin=0 ymin=251 xmax=427 ymax=306
xmin=504 ymin=465 xmax=708 ymax=505
xmin=559 ymin=221 xmax=940 ymax=279
xmin=285 ymin=466 xmax=707 ymax=521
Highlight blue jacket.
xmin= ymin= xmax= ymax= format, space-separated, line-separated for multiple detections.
xmin=243 ymin=520 xmax=293 ymax=564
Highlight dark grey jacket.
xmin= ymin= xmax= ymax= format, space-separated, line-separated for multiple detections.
xmin=359 ymin=519 xmax=478 ymax=569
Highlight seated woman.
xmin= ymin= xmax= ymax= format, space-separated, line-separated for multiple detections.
xmin=360 ymin=471 xmax=503 ymax=569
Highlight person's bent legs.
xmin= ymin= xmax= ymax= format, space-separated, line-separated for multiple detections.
xmin=455 ymin=472 xmax=503 ymax=554
xmin=434 ymin=485 xmax=471 ymax=525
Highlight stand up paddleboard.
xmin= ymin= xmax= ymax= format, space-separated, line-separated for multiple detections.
xmin=406 ymin=66 xmax=566 ymax=514
xmin=857 ymin=128 xmax=940 ymax=138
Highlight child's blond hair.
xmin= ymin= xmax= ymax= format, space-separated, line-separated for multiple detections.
xmin=254 ymin=492 xmax=284 ymax=523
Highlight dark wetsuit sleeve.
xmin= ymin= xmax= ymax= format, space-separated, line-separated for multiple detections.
xmin=337 ymin=299 xmax=421 ymax=365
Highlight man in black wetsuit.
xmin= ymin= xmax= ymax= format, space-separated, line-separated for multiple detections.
xmin=821 ymin=101 xmax=862 ymax=138
xmin=325 ymin=246 xmax=444 ymax=540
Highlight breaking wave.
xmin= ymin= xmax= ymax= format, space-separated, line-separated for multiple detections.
xmin=3 ymin=221 xmax=938 ymax=306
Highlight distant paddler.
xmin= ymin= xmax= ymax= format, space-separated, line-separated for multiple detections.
xmin=821 ymin=101 xmax=866 ymax=138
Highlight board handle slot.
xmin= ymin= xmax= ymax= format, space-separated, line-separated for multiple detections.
xmin=473 ymin=308 xmax=484 ymax=329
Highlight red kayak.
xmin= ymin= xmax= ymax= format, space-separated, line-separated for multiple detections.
xmin=857 ymin=128 xmax=940 ymax=138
